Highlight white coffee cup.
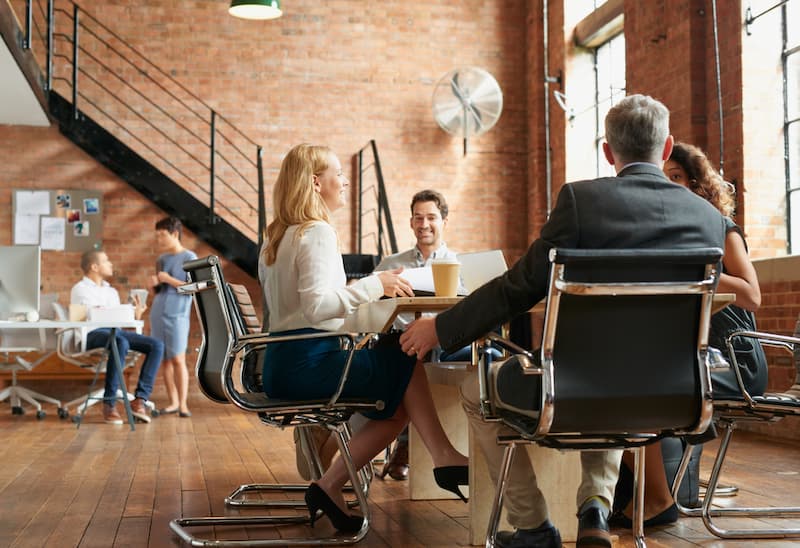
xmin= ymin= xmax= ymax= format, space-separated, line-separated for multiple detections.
xmin=431 ymin=259 xmax=460 ymax=297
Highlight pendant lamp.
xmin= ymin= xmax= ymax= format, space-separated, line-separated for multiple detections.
xmin=229 ymin=0 xmax=282 ymax=20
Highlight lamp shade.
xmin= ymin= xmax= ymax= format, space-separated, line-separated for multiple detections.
xmin=229 ymin=0 xmax=282 ymax=20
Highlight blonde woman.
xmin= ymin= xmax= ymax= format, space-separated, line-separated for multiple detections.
xmin=260 ymin=144 xmax=468 ymax=532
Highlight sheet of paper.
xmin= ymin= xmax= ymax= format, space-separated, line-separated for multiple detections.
xmin=393 ymin=266 xmax=435 ymax=293
xmin=15 ymin=190 xmax=51 ymax=215
xmin=40 ymin=216 xmax=65 ymax=250
xmin=13 ymin=213 xmax=40 ymax=244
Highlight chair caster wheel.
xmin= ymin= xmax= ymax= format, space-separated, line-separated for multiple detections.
xmin=36 ymin=410 xmax=46 ymax=420
xmin=58 ymin=408 xmax=69 ymax=419
xmin=71 ymin=415 xmax=82 ymax=424
xmin=11 ymin=406 xmax=24 ymax=415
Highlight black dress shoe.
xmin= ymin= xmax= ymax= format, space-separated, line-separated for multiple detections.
xmin=608 ymin=503 xmax=678 ymax=529
xmin=576 ymin=506 xmax=611 ymax=548
xmin=495 ymin=523 xmax=561 ymax=548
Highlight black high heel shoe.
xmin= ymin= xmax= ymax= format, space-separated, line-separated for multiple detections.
xmin=433 ymin=465 xmax=469 ymax=503
xmin=304 ymin=483 xmax=364 ymax=533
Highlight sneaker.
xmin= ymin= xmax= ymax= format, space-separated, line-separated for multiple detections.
xmin=129 ymin=398 xmax=152 ymax=423
xmin=103 ymin=403 xmax=124 ymax=424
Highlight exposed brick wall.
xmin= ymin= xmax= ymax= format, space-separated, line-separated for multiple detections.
xmin=3 ymin=0 xmax=799 ymax=439
xmin=0 ymin=125 xmax=260 ymax=361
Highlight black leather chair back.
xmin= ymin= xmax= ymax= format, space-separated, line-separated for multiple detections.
xmin=182 ymin=255 xmax=233 ymax=404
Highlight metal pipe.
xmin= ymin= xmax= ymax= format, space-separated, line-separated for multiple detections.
xmin=46 ymin=0 xmax=53 ymax=90
xmin=257 ymin=145 xmax=265 ymax=248
xmin=711 ymin=0 xmax=724 ymax=176
xmin=543 ymin=0 xmax=552 ymax=216
xmin=209 ymin=110 xmax=217 ymax=224
xmin=357 ymin=148 xmax=363 ymax=254
xmin=745 ymin=0 xmax=788 ymax=34
xmin=72 ymin=4 xmax=78 ymax=119
xmin=24 ymin=0 xmax=32 ymax=49
xmin=781 ymin=3 xmax=792 ymax=253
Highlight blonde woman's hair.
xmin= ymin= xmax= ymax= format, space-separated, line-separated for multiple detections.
xmin=670 ymin=142 xmax=735 ymax=217
xmin=263 ymin=143 xmax=333 ymax=265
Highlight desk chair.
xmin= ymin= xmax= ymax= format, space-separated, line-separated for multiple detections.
xmin=672 ymin=330 xmax=800 ymax=539
xmin=226 ymin=281 xmax=334 ymax=484
xmin=51 ymin=303 xmax=146 ymax=424
xmin=478 ymin=247 xmax=722 ymax=548
xmin=171 ymin=255 xmax=382 ymax=546
xmin=0 ymin=329 xmax=65 ymax=419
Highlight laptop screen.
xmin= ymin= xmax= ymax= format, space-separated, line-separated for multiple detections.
xmin=457 ymin=250 xmax=508 ymax=294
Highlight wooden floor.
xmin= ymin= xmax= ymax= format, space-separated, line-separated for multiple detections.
xmin=2 ymin=379 xmax=800 ymax=547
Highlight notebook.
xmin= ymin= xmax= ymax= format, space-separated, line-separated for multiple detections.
xmin=457 ymin=250 xmax=508 ymax=294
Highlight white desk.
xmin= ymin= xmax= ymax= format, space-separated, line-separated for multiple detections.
xmin=0 ymin=319 xmax=145 ymax=429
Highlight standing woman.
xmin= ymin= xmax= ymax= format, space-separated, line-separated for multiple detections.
xmin=149 ymin=216 xmax=198 ymax=417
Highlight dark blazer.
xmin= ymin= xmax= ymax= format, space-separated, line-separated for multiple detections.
xmin=436 ymin=163 xmax=728 ymax=352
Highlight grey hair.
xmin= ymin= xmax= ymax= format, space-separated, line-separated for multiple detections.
xmin=604 ymin=94 xmax=670 ymax=165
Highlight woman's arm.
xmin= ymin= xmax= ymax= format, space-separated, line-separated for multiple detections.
xmin=296 ymin=223 xmax=384 ymax=324
xmin=717 ymin=230 xmax=761 ymax=311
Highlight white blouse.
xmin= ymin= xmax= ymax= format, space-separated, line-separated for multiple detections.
xmin=261 ymin=221 xmax=384 ymax=332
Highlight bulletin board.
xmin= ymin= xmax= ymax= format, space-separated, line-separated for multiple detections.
xmin=12 ymin=189 xmax=103 ymax=252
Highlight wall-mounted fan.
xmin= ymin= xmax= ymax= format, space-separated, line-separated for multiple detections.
xmin=432 ymin=67 xmax=503 ymax=155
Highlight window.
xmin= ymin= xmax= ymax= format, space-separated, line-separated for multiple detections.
xmin=785 ymin=1 xmax=800 ymax=252
xmin=564 ymin=0 xmax=625 ymax=182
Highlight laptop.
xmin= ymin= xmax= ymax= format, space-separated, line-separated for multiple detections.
xmin=457 ymin=250 xmax=508 ymax=294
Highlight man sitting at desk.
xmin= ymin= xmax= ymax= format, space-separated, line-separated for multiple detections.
xmin=400 ymin=94 xmax=727 ymax=547
xmin=71 ymin=250 xmax=165 ymax=424
xmin=372 ymin=189 xmax=458 ymax=480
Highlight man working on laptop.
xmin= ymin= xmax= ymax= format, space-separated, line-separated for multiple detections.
xmin=400 ymin=94 xmax=726 ymax=547
xmin=71 ymin=250 xmax=165 ymax=424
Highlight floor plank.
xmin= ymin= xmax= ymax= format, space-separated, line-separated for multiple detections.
xmin=1 ymin=378 xmax=799 ymax=547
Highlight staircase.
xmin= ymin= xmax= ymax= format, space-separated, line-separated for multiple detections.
xmin=2 ymin=0 xmax=390 ymax=278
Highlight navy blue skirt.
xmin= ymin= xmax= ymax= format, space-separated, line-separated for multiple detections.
xmin=262 ymin=328 xmax=416 ymax=420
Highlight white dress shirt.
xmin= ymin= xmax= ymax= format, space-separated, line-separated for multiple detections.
xmin=261 ymin=222 xmax=384 ymax=332
xmin=70 ymin=276 xmax=121 ymax=308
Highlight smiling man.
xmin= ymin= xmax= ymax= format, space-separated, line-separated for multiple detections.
xmin=368 ymin=189 xmax=456 ymax=480
xmin=378 ymin=189 xmax=455 ymax=268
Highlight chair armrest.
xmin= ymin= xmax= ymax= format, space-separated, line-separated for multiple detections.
xmin=178 ymin=280 xmax=215 ymax=295
xmin=724 ymin=330 xmax=800 ymax=404
xmin=478 ymin=334 xmax=543 ymax=419
xmin=232 ymin=330 xmax=369 ymax=409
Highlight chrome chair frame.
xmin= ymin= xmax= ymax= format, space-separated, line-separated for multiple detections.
xmin=478 ymin=247 xmax=722 ymax=548
xmin=170 ymin=255 xmax=381 ymax=546
xmin=672 ymin=329 xmax=800 ymax=539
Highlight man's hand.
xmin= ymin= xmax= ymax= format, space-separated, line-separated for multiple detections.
xmin=400 ymin=316 xmax=440 ymax=359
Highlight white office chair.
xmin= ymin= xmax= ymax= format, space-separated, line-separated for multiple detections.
xmin=0 ymin=328 xmax=66 ymax=419
xmin=51 ymin=302 xmax=147 ymax=422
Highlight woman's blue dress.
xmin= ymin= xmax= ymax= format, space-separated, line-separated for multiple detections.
xmin=150 ymin=249 xmax=197 ymax=359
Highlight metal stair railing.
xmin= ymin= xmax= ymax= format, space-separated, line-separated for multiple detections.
xmin=18 ymin=0 xmax=266 ymax=249
xmin=355 ymin=140 xmax=398 ymax=259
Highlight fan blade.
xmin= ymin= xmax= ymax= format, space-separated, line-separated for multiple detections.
xmin=450 ymin=72 xmax=484 ymax=135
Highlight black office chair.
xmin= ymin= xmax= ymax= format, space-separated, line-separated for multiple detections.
xmin=170 ymin=255 xmax=382 ymax=546
xmin=671 ymin=329 xmax=800 ymax=539
xmin=478 ymin=247 xmax=722 ymax=548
